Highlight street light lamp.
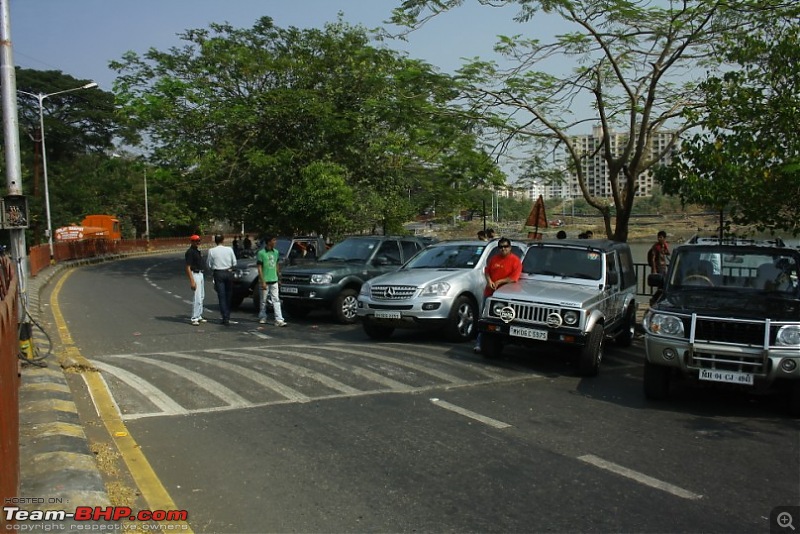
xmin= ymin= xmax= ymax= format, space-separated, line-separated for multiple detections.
xmin=18 ymin=82 xmax=98 ymax=261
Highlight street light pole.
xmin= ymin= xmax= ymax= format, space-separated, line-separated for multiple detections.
xmin=144 ymin=168 xmax=150 ymax=248
xmin=18 ymin=82 xmax=98 ymax=262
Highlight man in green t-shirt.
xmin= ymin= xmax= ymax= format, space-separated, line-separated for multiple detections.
xmin=257 ymin=235 xmax=288 ymax=327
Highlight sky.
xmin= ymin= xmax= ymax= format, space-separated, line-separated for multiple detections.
xmin=9 ymin=0 xmax=535 ymax=92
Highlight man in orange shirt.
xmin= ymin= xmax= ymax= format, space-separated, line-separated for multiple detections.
xmin=476 ymin=237 xmax=522 ymax=352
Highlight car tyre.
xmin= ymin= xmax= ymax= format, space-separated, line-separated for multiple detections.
xmin=444 ymin=296 xmax=477 ymax=342
xmin=333 ymin=289 xmax=359 ymax=324
xmin=614 ymin=305 xmax=636 ymax=347
xmin=578 ymin=324 xmax=604 ymax=376
xmin=480 ymin=333 xmax=503 ymax=359
xmin=363 ymin=320 xmax=394 ymax=340
xmin=643 ymin=360 xmax=671 ymax=400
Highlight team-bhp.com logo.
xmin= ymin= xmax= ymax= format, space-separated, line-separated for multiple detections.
xmin=4 ymin=505 xmax=189 ymax=529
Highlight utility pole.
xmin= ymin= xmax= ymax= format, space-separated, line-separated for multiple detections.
xmin=1 ymin=0 xmax=31 ymax=314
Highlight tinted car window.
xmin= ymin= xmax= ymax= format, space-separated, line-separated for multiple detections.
xmin=376 ymin=240 xmax=402 ymax=265
xmin=406 ymin=244 xmax=486 ymax=269
xmin=320 ymin=238 xmax=380 ymax=262
xmin=401 ymin=240 xmax=423 ymax=262
xmin=523 ymin=247 xmax=603 ymax=280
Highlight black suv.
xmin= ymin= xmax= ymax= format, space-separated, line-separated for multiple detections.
xmin=279 ymin=235 xmax=427 ymax=323
xmin=643 ymin=239 xmax=800 ymax=414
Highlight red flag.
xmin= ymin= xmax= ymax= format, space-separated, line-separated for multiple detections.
xmin=524 ymin=195 xmax=548 ymax=229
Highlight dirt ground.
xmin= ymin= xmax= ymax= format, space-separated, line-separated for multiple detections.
xmin=426 ymin=213 xmax=756 ymax=244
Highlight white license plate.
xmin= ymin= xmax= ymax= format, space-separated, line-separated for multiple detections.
xmin=375 ymin=310 xmax=401 ymax=319
xmin=698 ymin=369 xmax=754 ymax=386
xmin=281 ymin=286 xmax=298 ymax=294
xmin=510 ymin=326 xmax=548 ymax=341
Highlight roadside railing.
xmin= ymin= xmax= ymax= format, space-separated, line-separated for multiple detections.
xmin=0 ymin=254 xmax=20 ymax=514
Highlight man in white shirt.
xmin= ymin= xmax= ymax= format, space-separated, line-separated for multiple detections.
xmin=206 ymin=234 xmax=239 ymax=325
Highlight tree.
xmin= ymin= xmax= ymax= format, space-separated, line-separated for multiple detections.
xmin=657 ymin=24 xmax=800 ymax=236
xmin=13 ymin=68 xmax=130 ymax=241
xmin=110 ymin=17 xmax=503 ymax=237
xmin=393 ymin=0 xmax=800 ymax=241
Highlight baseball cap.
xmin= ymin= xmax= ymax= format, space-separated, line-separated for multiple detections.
xmin=190 ymin=234 xmax=201 ymax=241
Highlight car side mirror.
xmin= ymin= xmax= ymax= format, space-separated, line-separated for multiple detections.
xmin=373 ymin=255 xmax=390 ymax=266
xmin=647 ymin=273 xmax=664 ymax=288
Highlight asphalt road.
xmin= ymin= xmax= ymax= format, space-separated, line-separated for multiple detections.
xmin=46 ymin=253 xmax=800 ymax=533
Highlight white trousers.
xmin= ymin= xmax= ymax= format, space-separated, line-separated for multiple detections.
xmin=259 ymin=282 xmax=284 ymax=322
xmin=191 ymin=272 xmax=205 ymax=321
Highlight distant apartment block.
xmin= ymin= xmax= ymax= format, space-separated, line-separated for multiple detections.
xmin=518 ymin=125 xmax=680 ymax=200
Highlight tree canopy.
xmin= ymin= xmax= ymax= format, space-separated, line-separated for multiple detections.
xmin=111 ymin=17 xmax=504 ymax=238
xmin=13 ymin=68 xmax=127 ymax=243
xmin=657 ymin=24 xmax=800 ymax=236
xmin=393 ymin=0 xmax=800 ymax=241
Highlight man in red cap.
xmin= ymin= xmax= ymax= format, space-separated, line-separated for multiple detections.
xmin=185 ymin=234 xmax=206 ymax=326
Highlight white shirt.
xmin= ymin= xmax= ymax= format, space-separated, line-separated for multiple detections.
xmin=206 ymin=244 xmax=237 ymax=270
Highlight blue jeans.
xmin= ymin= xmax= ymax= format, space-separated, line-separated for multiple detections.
xmin=213 ymin=270 xmax=233 ymax=321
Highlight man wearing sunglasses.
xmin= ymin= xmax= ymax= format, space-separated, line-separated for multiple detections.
xmin=475 ymin=237 xmax=522 ymax=352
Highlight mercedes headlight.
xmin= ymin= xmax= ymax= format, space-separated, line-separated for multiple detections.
xmin=311 ymin=273 xmax=333 ymax=284
xmin=359 ymin=283 xmax=371 ymax=297
xmin=644 ymin=312 xmax=685 ymax=337
xmin=563 ymin=310 xmax=579 ymax=326
xmin=777 ymin=325 xmax=800 ymax=346
xmin=421 ymin=282 xmax=450 ymax=296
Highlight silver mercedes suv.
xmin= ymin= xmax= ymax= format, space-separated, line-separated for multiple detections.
xmin=357 ymin=239 xmax=527 ymax=342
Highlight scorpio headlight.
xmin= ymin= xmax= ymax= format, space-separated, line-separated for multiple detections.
xmin=310 ymin=273 xmax=333 ymax=284
xmin=777 ymin=325 xmax=800 ymax=346
xmin=646 ymin=313 xmax=685 ymax=337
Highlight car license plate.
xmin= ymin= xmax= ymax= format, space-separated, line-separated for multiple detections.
xmin=281 ymin=286 xmax=298 ymax=294
xmin=698 ymin=369 xmax=754 ymax=386
xmin=375 ymin=310 xmax=401 ymax=319
xmin=510 ymin=326 xmax=547 ymax=341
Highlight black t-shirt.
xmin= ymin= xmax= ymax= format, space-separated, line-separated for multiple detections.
xmin=185 ymin=246 xmax=204 ymax=272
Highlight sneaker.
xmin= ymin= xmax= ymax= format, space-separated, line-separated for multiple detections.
xmin=199 ymin=318 xmax=208 ymax=323
xmin=191 ymin=319 xmax=200 ymax=326
xmin=229 ymin=320 xmax=239 ymax=325
xmin=275 ymin=320 xmax=288 ymax=327
xmin=473 ymin=344 xmax=481 ymax=354
xmin=259 ymin=317 xmax=267 ymax=324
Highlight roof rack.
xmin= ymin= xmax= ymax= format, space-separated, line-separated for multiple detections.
xmin=685 ymin=234 xmax=786 ymax=247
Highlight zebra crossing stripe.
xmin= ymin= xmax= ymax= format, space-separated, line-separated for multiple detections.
xmin=93 ymin=361 xmax=187 ymax=415
xmin=135 ymin=356 xmax=249 ymax=407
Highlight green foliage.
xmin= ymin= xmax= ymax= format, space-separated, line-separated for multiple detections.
xmin=658 ymin=22 xmax=800 ymax=236
xmin=392 ymin=0 xmax=800 ymax=242
xmin=111 ymin=17 xmax=501 ymax=236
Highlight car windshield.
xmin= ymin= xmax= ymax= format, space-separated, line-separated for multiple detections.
xmin=522 ymin=246 xmax=603 ymax=280
xmin=669 ymin=249 xmax=799 ymax=293
xmin=319 ymin=238 xmax=380 ymax=262
xmin=275 ymin=238 xmax=292 ymax=258
xmin=405 ymin=244 xmax=486 ymax=269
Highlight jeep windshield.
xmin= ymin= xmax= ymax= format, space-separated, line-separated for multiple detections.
xmin=318 ymin=238 xmax=380 ymax=262
xmin=405 ymin=244 xmax=486 ymax=269
xmin=668 ymin=247 xmax=799 ymax=293
xmin=522 ymin=246 xmax=603 ymax=280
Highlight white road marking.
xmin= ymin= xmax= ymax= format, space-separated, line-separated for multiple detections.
xmin=93 ymin=361 xmax=188 ymax=415
xmin=212 ymin=349 xmax=362 ymax=394
xmin=322 ymin=345 xmax=467 ymax=384
xmin=136 ymin=356 xmax=250 ymax=407
xmin=430 ymin=398 xmax=511 ymax=429
xmin=578 ymin=454 xmax=703 ymax=500
xmin=162 ymin=351 xmax=311 ymax=402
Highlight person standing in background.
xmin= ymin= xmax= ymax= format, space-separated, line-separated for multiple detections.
xmin=207 ymin=234 xmax=239 ymax=325
xmin=184 ymin=234 xmax=206 ymax=326
xmin=648 ymin=230 xmax=670 ymax=275
xmin=257 ymin=235 xmax=288 ymax=327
